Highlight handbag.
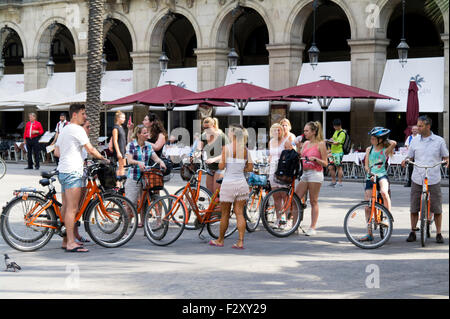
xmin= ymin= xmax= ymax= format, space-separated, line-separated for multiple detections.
xmin=248 ymin=172 xmax=267 ymax=187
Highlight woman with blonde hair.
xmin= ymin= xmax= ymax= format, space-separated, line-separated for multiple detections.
xmin=209 ymin=124 xmax=252 ymax=249
xmin=198 ymin=117 xmax=229 ymax=194
xmin=279 ymin=118 xmax=296 ymax=147
xmin=112 ymin=110 xmax=127 ymax=179
xmin=295 ymin=121 xmax=328 ymax=236
xmin=125 ymin=125 xmax=166 ymax=227
xmin=268 ymin=123 xmax=293 ymax=228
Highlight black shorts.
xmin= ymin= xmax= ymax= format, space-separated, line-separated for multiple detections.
xmin=364 ymin=175 xmax=389 ymax=191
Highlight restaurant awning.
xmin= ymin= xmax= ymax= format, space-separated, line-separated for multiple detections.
xmin=290 ymin=61 xmax=351 ymax=112
xmin=0 ymin=74 xmax=25 ymax=105
xmin=375 ymin=57 xmax=444 ymax=112
xmin=214 ymin=65 xmax=270 ymax=116
xmin=149 ymin=67 xmax=198 ymax=112
xmin=46 ymin=70 xmax=133 ymax=110
xmin=0 ymin=72 xmax=75 ymax=108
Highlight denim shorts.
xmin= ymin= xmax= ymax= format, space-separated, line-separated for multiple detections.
xmin=58 ymin=172 xmax=85 ymax=193
xmin=364 ymin=175 xmax=388 ymax=191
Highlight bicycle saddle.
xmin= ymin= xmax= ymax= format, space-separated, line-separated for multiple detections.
xmin=216 ymin=178 xmax=223 ymax=184
xmin=39 ymin=177 xmax=55 ymax=187
xmin=41 ymin=170 xmax=58 ymax=179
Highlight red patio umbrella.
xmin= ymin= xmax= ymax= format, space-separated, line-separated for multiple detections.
xmin=258 ymin=76 xmax=398 ymax=137
xmin=403 ymin=80 xmax=419 ymax=139
xmin=106 ymin=84 xmax=229 ymax=134
xmin=177 ymin=81 xmax=309 ymax=125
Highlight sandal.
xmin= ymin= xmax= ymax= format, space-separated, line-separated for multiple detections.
xmin=231 ymin=243 xmax=245 ymax=250
xmin=65 ymin=246 xmax=89 ymax=253
xmin=358 ymin=234 xmax=374 ymax=242
xmin=209 ymin=240 xmax=224 ymax=247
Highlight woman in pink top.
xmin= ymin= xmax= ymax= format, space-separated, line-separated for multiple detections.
xmin=295 ymin=121 xmax=328 ymax=236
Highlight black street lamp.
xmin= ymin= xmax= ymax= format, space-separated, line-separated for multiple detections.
xmin=397 ymin=0 xmax=409 ymax=67
xmin=308 ymin=0 xmax=320 ymax=70
xmin=101 ymin=53 xmax=107 ymax=75
xmin=228 ymin=5 xmax=240 ymax=73
xmin=159 ymin=51 xmax=169 ymax=75
xmin=47 ymin=22 xmax=58 ymax=77
xmin=0 ymin=58 xmax=4 ymax=79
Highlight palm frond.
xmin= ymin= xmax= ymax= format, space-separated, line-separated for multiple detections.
xmin=424 ymin=0 xmax=449 ymax=26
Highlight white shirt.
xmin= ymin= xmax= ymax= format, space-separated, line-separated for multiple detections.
xmin=55 ymin=123 xmax=90 ymax=174
xmin=55 ymin=120 xmax=68 ymax=134
xmin=405 ymin=134 xmax=419 ymax=147
xmin=407 ymin=132 xmax=449 ymax=185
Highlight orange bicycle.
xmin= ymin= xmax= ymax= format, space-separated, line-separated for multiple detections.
xmin=343 ymin=162 xmax=394 ymax=249
xmin=245 ymin=162 xmax=271 ymax=232
xmin=0 ymin=160 xmax=138 ymax=252
xmin=259 ymin=158 xmax=308 ymax=237
xmin=406 ymin=159 xmax=447 ymax=247
xmin=143 ymin=166 xmax=237 ymax=246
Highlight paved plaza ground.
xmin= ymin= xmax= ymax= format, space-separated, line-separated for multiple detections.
xmin=0 ymin=162 xmax=448 ymax=299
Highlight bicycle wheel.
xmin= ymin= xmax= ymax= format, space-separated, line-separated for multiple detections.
xmin=260 ymin=188 xmax=303 ymax=237
xmin=0 ymin=195 xmax=57 ymax=252
xmin=84 ymin=194 xmax=138 ymax=248
xmin=420 ymin=193 xmax=428 ymax=247
xmin=0 ymin=157 xmax=6 ymax=180
xmin=245 ymin=189 xmax=262 ymax=232
xmin=344 ymin=201 xmax=393 ymax=249
xmin=144 ymin=195 xmax=186 ymax=246
xmin=206 ymin=201 xmax=239 ymax=239
xmin=174 ymin=185 xmax=212 ymax=230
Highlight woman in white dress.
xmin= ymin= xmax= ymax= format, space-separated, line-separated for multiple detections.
xmin=268 ymin=123 xmax=293 ymax=227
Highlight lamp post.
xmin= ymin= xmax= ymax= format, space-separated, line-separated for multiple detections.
xmin=228 ymin=5 xmax=240 ymax=73
xmin=308 ymin=0 xmax=320 ymax=70
xmin=397 ymin=0 xmax=409 ymax=67
xmin=47 ymin=22 xmax=58 ymax=77
xmin=160 ymin=10 xmax=175 ymax=75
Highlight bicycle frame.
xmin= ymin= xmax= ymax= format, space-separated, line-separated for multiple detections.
xmin=23 ymin=177 xmax=114 ymax=230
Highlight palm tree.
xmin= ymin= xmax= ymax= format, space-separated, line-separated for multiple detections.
xmin=86 ymin=0 xmax=104 ymax=145
xmin=424 ymin=0 xmax=448 ymax=26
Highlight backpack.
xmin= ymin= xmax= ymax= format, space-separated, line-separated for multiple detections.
xmin=275 ymin=149 xmax=300 ymax=185
xmin=338 ymin=130 xmax=352 ymax=155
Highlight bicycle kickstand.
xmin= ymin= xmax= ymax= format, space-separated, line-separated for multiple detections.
xmin=198 ymin=223 xmax=207 ymax=241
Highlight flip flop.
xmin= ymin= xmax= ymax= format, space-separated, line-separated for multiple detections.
xmin=209 ymin=240 xmax=224 ymax=247
xmin=231 ymin=244 xmax=245 ymax=250
xmin=65 ymin=246 xmax=89 ymax=253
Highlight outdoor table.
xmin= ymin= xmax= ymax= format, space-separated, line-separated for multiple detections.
xmin=388 ymin=153 xmax=407 ymax=181
xmin=342 ymin=152 xmax=365 ymax=179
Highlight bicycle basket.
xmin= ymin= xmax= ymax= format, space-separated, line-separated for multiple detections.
xmin=96 ymin=164 xmax=117 ymax=189
xmin=180 ymin=163 xmax=198 ymax=181
xmin=142 ymin=169 xmax=164 ymax=191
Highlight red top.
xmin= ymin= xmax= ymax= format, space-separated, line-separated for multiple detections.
xmin=301 ymin=141 xmax=323 ymax=172
xmin=23 ymin=121 xmax=44 ymax=140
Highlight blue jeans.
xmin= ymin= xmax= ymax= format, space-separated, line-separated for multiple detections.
xmin=58 ymin=172 xmax=84 ymax=193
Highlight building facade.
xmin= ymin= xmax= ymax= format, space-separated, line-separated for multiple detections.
xmin=0 ymin=0 xmax=448 ymax=146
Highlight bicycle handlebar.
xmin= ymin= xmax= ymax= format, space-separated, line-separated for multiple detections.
xmin=405 ymin=159 xmax=447 ymax=169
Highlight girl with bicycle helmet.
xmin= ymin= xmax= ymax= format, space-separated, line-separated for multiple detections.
xmin=360 ymin=127 xmax=397 ymax=242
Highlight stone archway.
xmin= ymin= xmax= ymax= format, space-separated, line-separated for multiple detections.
xmin=1 ymin=25 xmax=24 ymax=74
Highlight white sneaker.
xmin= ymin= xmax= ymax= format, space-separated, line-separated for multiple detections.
xmin=305 ymin=228 xmax=317 ymax=236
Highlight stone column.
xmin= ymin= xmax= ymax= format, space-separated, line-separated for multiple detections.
xmin=74 ymin=54 xmax=88 ymax=93
xmin=194 ymin=48 xmax=229 ymax=92
xmin=442 ymin=34 xmax=449 ymax=146
xmin=347 ymin=39 xmax=390 ymax=148
xmin=266 ymin=44 xmax=304 ymax=124
xmin=131 ymin=51 xmax=160 ymax=93
xmin=22 ymin=58 xmax=48 ymax=91
xmin=130 ymin=51 xmax=160 ymax=125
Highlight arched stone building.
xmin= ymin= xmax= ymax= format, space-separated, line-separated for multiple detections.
xmin=0 ymin=0 xmax=448 ymax=146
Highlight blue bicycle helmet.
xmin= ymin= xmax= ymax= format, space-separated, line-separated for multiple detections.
xmin=369 ymin=127 xmax=390 ymax=138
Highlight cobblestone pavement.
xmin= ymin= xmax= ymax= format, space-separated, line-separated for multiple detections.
xmin=0 ymin=163 xmax=448 ymax=299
